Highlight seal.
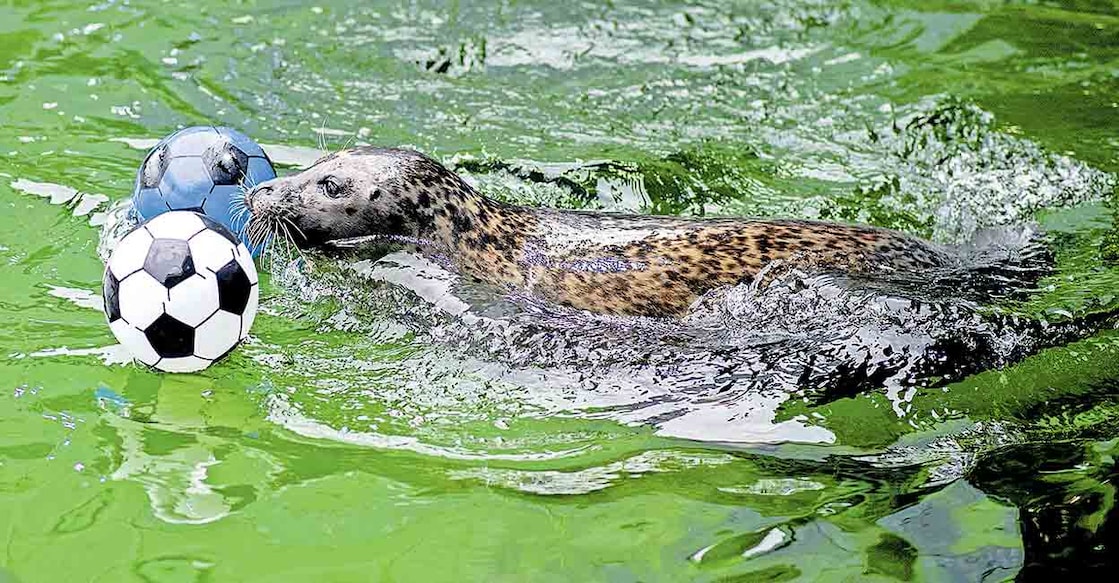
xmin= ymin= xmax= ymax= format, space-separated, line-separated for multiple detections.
xmin=244 ymin=147 xmax=952 ymax=317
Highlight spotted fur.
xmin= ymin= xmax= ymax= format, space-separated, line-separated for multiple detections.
xmin=247 ymin=147 xmax=951 ymax=316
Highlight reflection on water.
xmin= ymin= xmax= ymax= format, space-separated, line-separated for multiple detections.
xmin=971 ymin=436 xmax=1119 ymax=575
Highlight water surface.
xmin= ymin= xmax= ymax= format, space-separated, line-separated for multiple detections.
xmin=2 ymin=0 xmax=1119 ymax=580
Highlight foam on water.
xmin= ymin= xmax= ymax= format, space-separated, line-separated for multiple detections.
xmin=215 ymin=227 xmax=1055 ymax=451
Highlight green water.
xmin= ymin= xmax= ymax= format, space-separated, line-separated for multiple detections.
xmin=3 ymin=0 xmax=1119 ymax=581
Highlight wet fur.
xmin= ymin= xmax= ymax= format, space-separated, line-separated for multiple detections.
xmin=246 ymin=147 xmax=952 ymax=317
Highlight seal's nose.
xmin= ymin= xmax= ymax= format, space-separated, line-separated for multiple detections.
xmin=245 ymin=184 xmax=273 ymax=213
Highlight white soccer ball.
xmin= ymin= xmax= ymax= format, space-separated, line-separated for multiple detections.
xmin=103 ymin=211 xmax=259 ymax=373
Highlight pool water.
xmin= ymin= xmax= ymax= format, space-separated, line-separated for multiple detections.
xmin=2 ymin=1 xmax=1119 ymax=580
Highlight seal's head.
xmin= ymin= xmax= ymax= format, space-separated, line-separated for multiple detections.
xmin=244 ymin=147 xmax=469 ymax=248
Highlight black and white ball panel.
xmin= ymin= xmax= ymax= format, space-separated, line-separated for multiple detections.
xmin=164 ymin=129 xmax=221 ymax=159
xmin=109 ymin=319 xmax=161 ymax=366
xmin=144 ymin=238 xmax=195 ymax=289
xmin=216 ymin=260 xmax=252 ymax=314
xmin=107 ymin=227 xmax=154 ymax=281
xmin=103 ymin=269 xmax=122 ymax=322
xmin=115 ymin=271 xmax=170 ymax=330
xmin=166 ymin=271 xmax=220 ymax=326
xmin=196 ymin=213 xmax=241 ymax=247
xmin=145 ymin=313 xmax=195 ymax=358
xmin=145 ymin=210 xmax=208 ymax=241
xmin=188 ymin=229 xmax=239 ymax=274
xmin=139 ymin=144 xmax=169 ymax=189
xmin=194 ymin=310 xmax=243 ymax=360
xmin=202 ymin=140 xmax=250 ymax=187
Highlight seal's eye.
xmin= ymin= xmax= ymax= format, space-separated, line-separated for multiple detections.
xmin=320 ymin=177 xmax=344 ymax=199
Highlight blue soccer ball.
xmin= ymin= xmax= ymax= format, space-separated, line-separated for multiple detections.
xmin=133 ymin=126 xmax=276 ymax=251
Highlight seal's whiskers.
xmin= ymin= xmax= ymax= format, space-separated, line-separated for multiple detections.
xmin=279 ymin=219 xmax=311 ymax=267
xmin=316 ymin=118 xmax=330 ymax=156
xmin=281 ymin=215 xmax=308 ymax=242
